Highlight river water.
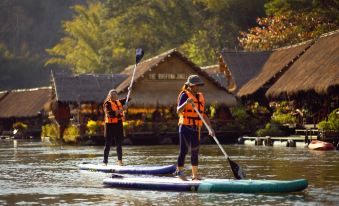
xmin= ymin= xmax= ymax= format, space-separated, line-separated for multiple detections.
xmin=0 ymin=139 xmax=338 ymax=205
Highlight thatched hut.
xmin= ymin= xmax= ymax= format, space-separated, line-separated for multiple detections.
xmin=0 ymin=87 xmax=52 ymax=138
xmin=201 ymin=64 xmax=227 ymax=90
xmin=52 ymin=72 xmax=127 ymax=103
xmin=222 ymin=41 xmax=313 ymax=101
xmin=116 ymin=49 xmax=237 ymax=107
xmin=50 ymin=49 xmax=238 ymax=144
xmin=266 ymin=30 xmax=339 ymax=124
xmin=266 ymin=30 xmax=339 ymax=99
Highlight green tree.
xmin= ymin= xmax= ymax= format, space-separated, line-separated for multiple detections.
xmin=45 ymin=3 xmax=117 ymax=73
xmin=47 ymin=0 xmax=266 ymax=73
xmin=239 ymin=0 xmax=339 ymax=51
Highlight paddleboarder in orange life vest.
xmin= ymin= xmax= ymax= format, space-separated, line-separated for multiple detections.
xmin=103 ymin=89 xmax=128 ymax=166
xmin=175 ymin=75 xmax=215 ymax=181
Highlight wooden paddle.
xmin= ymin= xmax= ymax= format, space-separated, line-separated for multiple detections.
xmin=191 ymin=105 xmax=245 ymax=179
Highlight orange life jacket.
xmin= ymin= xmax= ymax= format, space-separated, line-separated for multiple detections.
xmin=177 ymin=89 xmax=205 ymax=127
xmin=105 ymin=100 xmax=124 ymax=123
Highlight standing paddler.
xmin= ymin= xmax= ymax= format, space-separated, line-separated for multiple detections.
xmin=103 ymin=89 xmax=128 ymax=166
xmin=175 ymin=75 xmax=215 ymax=181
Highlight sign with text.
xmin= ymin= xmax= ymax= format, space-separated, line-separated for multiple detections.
xmin=148 ymin=73 xmax=189 ymax=80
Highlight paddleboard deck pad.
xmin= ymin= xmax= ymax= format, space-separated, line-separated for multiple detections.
xmin=103 ymin=176 xmax=308 ymax=193
xmin=78 ymin=163 xmax=176 ymax=175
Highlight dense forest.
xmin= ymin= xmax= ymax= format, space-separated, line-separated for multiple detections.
xmin=0 ymin=0 xmax=86 ymax=90
xmin=0 ymin=0 xmax=338 ymax=90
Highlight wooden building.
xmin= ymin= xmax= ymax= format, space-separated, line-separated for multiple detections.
xmin=116 ymin=49 xmax=237 ymax=107
xmin=266 ymin=31 xmax=339 ymax=99
xmin=222 ymin=41 xmax=313 ymax=102
xmin=219 ymin=30 xmax=339 ymax=127
xmin=51 ymin=49 xmax=238 ymax=144
xmin=0 ymin=87 xmax=52 ymax=138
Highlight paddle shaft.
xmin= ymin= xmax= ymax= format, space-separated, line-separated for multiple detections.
xmin=125 ymin=64 xmax=137 ymax=105
xmin=191 ymin=105 xmax=229 ymax=159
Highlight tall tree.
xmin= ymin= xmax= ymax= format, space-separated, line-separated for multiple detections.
xmin=46 ymin=0 xmax=266 ymax=73
xmin=46 ymin=3 xmax=116 ymax=73
xmin=239 ymin=0 xmax=339 ymax=51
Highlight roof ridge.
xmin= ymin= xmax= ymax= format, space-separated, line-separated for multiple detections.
xmin=10 ymin=86 xmax=52 ymax=93
xmin=319 ymin=29 xmax=339 ymax=38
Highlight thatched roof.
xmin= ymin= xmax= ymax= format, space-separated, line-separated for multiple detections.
xmin=0 ymin=87 xmax=52 ymax=118
xmin=221 ymin=50 xmax=272 ymax=94
xmin=52 ymin=72 xmax=127 ymax=103
xmin=201 ymin=65 xmax=227 ymax=89
xmin=266 ymin=30 xmax=339 ymax=98
xmin=0 ymin=91 xmax=9 ymax=101
xmin=223 ymin=41 xmax=312 ymax=98
xmin=116 ymin=49 xmax=237 ymax=106
xmin=116 ymin=49 xmax=229 ymax=93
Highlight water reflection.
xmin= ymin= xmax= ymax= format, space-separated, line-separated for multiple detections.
xmin=0 ymin=140 xmax=338 ymax=205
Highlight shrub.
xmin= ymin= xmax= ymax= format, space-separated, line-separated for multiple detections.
xmin=86 ymin=120 xmax=102 ymax=136
xmin=317 ymin=108 xmax=339 ymax=132
xmin=12 ymin=122 xmax=28 ymax=131
xmin=41 ymin=123 xmax=80 ymax=143
xmin=64 ymin=125 xmax=80 ymax=143
xmin=230 ymin=105 xmax=263 ymax=134
xmin=41 ymin=123 xmax=58 ymax=141
xmin=256 ymin=123 xmax=285 ymax=137
xmin=271 ymin=113 xmax=297 ymax=125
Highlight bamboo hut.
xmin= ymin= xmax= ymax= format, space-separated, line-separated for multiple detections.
xmin=0 ymin=87 xmax=52 ymax=138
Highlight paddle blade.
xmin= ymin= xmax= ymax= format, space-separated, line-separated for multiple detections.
xmin=136 ymin=48 xmax=144 ymax=64
xmin=228 ymin=158 xmax=246 ymax=179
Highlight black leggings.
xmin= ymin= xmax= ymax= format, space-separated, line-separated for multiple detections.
xmin=177 ymin=125 xmax=200 ymax=167
xmin=103 ymin=121 xmax=123 ymax=164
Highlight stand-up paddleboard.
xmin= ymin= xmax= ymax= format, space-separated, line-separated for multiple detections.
xmin=78 ymin=163 xmax=176 ymax=175
xmin=103 ymin=176 xmax=308 ymax=193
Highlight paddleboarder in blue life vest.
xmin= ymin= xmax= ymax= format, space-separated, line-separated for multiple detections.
xmin=103 ymin=89 xmax=128 ymax=166
xmin=175 ymin=75 xmax=215 ymax=181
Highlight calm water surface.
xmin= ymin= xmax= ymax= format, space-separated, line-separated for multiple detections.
xmin=0 ymin=139 xmax=338 ymax=205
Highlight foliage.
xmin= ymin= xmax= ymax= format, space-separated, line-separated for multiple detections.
xmin=317 ymin=120 xmax=332 ymax=131
xmin=0 ymin=56 xmax=50 ymax=90
xmin=256 ymin=122 xmax=285 ymax=137
xmin=272 ymin=113 xmax=297 ymax=125
xmin=41 ymin=123 xmax=80 ymax=143
xmin=46 ymin=3 xmax=116 ymax=73
xmin=86 ymin=119 xmax=103 ymax=135
xmin=0 ymin=43 xmax=12 ymax=59
xmin=123 ymin=120 xmax=176 ymax=135
xmin=41 ymin=123 xmax=58 ymax=140
xmin=63 ymin=125 xmax=80 ymax=143
xmin=270 ymin=101 xmax=297 ymax=125
xmin=239 ymin=0 xmax=339 ymax=50
xmin=229 ymin=105 xmax=261 ymax=133
xmin=12 ymin=122 xmax=28 ymax=131
xmin=46 ymin=0 xmax=266 ymax=72
xmin=317 ymin=108 xmax=339 ymax=132
xmin=209 ymin=105 xmax=216 ymax=119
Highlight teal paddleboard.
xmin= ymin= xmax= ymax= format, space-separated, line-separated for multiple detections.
xmin=103 ymin=176 xmax=308 ymax=193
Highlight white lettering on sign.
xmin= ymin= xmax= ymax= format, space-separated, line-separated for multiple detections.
xmin=148 ymin=73 xmax=189 ymax=80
